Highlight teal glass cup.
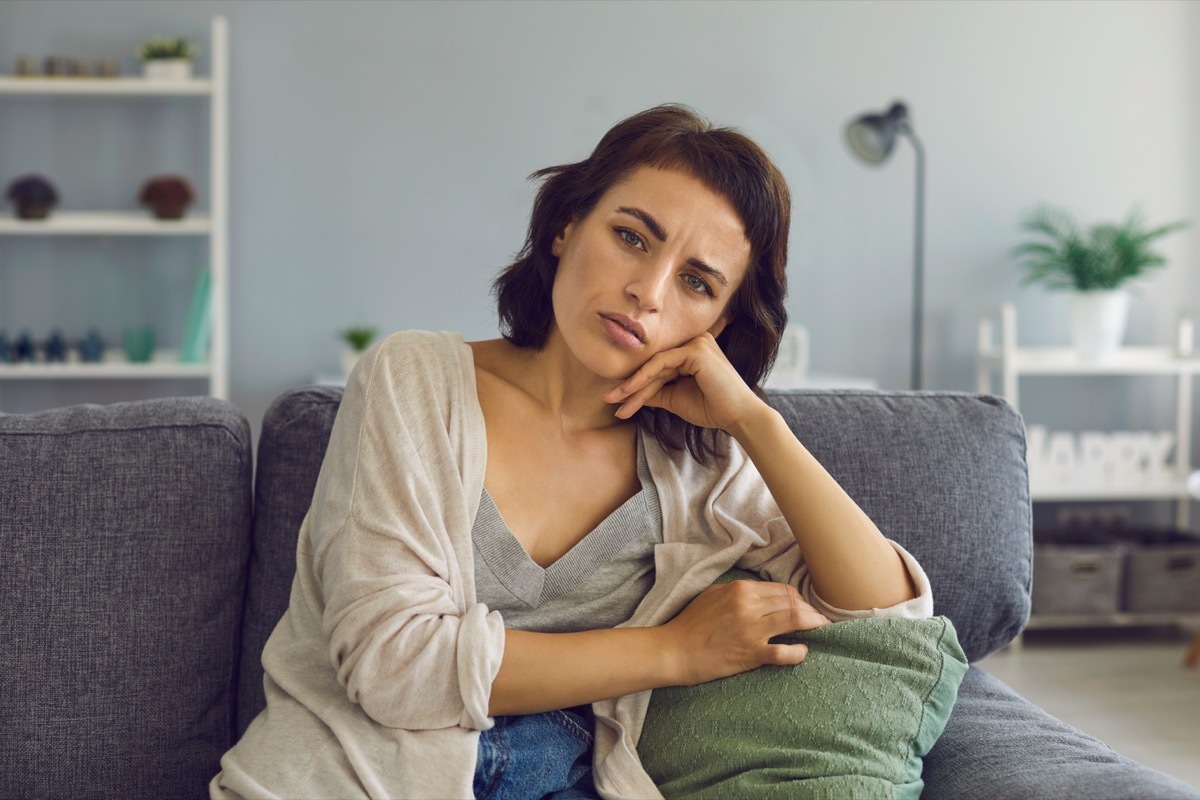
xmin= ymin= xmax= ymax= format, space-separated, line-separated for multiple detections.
xmin=122 ymin=326 xmax=156 ymax=363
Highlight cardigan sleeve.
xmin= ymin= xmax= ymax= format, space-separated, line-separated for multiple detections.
xmin=752 ymin=535 xmax=934 ymax=620
xmin=304 ymin=332 xmax=504 ymax=731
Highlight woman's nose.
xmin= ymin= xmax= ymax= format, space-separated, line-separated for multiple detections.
xmin=626 ymin=261 xmax=672 ymax=311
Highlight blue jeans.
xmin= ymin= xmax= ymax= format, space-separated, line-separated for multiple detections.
xmin=473 ymin=706 xmax=598 ymax=800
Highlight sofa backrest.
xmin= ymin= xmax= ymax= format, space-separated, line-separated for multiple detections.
xmin=768 ymin=389 xmax=1031 ymax=660
xmin=241 ymin=386 xmax=1032 ymax=734
xmin=1 ymin=397 xmax=253 ymax=800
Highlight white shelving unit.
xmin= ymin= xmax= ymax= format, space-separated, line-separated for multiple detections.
xmin=0 ymin=16 xmax=229 ymax=401
xmin=978 ymin=302 xmax=1200 ymax=633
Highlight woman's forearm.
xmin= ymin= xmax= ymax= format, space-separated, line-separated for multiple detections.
xmin=489 ymin=626 xmax=677 ymax=716
xmin=728 ymin=403 xmax=916 ymax=611
xmin=490 ymin=535 xmax=835 ymax=716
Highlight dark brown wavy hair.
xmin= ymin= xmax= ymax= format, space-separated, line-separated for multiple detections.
xmin=492 ymin=104 xmax=791 ymax=464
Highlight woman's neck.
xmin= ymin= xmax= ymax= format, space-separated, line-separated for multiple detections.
xmin=474 ymin=336 xmax=628 ymax=437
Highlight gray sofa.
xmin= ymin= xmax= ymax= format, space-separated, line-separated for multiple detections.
xmin=3 ymin=385 xmax=1197 ymax=800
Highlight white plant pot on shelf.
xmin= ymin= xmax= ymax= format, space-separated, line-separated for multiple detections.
xmin=142 ymin=59 xmax=193 ymax=80
xmin=1069 ymin=289 xmax=1130 ymax=362
xmin=342 ymin=349 xmax=364 ymax=378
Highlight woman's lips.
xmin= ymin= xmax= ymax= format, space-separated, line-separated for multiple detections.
xmin=600 ymin=314 xmax=645 ymax=349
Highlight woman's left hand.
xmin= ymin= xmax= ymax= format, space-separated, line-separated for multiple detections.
xmin=602 ymin=332 xmax=766 ymax=431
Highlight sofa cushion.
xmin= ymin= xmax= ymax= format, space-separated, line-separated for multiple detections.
xmin=922 ymin=666 xmax=1200 ymax=800
xmin=0 ymin=397 xmax=252 ymax=800
xmin=767 ymin=390 xmax=1031 ymax=661
xmin=237 ymin=386 xmax=341 ymax=736
xmin=639 ymin=569 xmax=968 ymax=799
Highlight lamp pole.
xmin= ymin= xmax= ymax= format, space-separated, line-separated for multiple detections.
xmin=844 ymin=101 xmax=926 ymax=391
xmin=902 ymin=124 xmax=925 ymax=391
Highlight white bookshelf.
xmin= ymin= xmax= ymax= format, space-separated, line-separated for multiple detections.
xmin=978 ymin=302 xmax=1199 ymax=634
xmin=0 ymin=16 xmax=229 ymax=402
xmin=978 ymin=303 xmax=1197 ymax=522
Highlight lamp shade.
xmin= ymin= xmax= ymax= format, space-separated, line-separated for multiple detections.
xmin=845 ymin=102 xmax=910 ymax=164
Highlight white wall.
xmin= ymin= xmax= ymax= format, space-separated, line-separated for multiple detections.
xmin=1 ymin=0 xmax=1197 ymax=454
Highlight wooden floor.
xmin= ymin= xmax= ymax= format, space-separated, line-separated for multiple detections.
xmin=976 ymin=626 xmax=1200 ymax=790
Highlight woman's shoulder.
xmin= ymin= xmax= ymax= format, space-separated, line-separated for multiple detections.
xmin=464 ymin=337 xmax=525 ymax=382
xmin=355 ymin=329 xmax=469 ymax=380
xmin=372 ymin=329 xmax=466 ymax=360
xmin=346 ymin=330 xmax=475 ymax=412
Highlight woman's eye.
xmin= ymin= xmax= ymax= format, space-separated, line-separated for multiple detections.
xmin=615 ymin=227 xmax=646 ymax=251
xmin=683 ymin=274 xmax=713 ymax=296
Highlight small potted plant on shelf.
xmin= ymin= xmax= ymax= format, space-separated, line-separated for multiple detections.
xmin=5 ymin=174 xmax=60 ymax=220
xmin=138 ymin=36 xmax=197 ymax=81
xmin=138 ymin=175 xmax=195 ymax=220
xmin=1012 ymin=205 xmax=1189 ymax=362
xmin=340 ymin=325 xmax=378 ymax=377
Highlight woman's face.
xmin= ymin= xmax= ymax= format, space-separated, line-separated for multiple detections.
xmin=548 ymin=166 xmax=751 ymax=381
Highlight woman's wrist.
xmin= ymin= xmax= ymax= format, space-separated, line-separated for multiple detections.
xmin=651 ymin=622 xmax=690 ymax=687
xmin=724 ymin=400 xmax=784 ymax=446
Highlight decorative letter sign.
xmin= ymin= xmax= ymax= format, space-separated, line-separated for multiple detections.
xmin=1026 ymin=426 xmax=1177 ymax=493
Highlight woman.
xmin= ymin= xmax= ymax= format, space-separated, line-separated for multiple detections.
xmin=212 ymin=104 xmax=932 ymax=800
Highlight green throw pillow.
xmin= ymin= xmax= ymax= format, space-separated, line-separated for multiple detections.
xmin=638 ymin=570 xmax=968 ymax=800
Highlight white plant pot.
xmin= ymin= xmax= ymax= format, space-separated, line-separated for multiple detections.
xmin=142 ymin=59 xmax=193 ymax=81
xmin=1069 ymin=290 xmax=1131 ymax=362
xmin=342 ymin=349 xmax=363 ymax=378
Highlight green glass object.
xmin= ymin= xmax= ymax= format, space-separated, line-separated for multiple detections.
xmin=122 ymin=326 xmax=156 ymax=363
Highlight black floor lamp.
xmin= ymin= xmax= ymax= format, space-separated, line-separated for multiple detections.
xmin=845 ymin=101 xmax=925 ymax=390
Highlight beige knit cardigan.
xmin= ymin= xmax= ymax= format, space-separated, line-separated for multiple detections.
xmin=211 ymin=330 xmax=932 ymax=800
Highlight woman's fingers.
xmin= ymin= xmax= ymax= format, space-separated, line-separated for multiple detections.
xmin=606 ymin=348 xmax=713 ymax=422
xmin=762 ymin=642 xmax=810 ymax=667
xmin=750 ymin=583 xmax=831 ymax=635
xmin=613 ymin=373 xmax=675 ymax=419
xmin=605 ymin=351 xmax=688 ymax=404
xmin=760 ymin=601 xmax=832 ymax=634
xmin=743 ymin=598 xmax=826 ymax=669
xmin=604 ymin=332 xmax=761 ymax=429
xmin=667 ymin=580 xmax=833 ymax=684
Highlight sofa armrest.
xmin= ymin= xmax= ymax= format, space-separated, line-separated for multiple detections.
xmin=1 ymin=397 xmax=253 ymax=800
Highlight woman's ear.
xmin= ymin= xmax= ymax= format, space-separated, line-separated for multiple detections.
xmin=551 ymin=220 xmax=576 ymax=258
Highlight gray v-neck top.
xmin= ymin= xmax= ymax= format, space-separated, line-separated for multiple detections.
xmin=472 ymin=432 xmax=663 ymax=633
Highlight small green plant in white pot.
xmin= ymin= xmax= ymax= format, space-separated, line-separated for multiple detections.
xmin=1012 ymin=205 xmax=1188 ymax=362
xmin=340 ymin=325 xmax=378 ymax=377
xmin=139 ymin=36 xmax=197 ymax=81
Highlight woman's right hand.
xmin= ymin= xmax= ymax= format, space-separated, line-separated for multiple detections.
xmin=661 ymin=579 xmax=831 ymax=686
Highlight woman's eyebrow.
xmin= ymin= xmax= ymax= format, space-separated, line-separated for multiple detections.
xmin=688 ymin=258 xmax=730 ymax=287
xmin=616 ymin=206 xmax=668 ymax=242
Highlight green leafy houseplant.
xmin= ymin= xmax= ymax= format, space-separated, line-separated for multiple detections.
xmin=341 ymin=326 xmax=377 ymax=353
xmin=139 ymin=37 xmax=198 ymax=61
xmin=1013 ymin=205 xmax=1188 ymax=291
